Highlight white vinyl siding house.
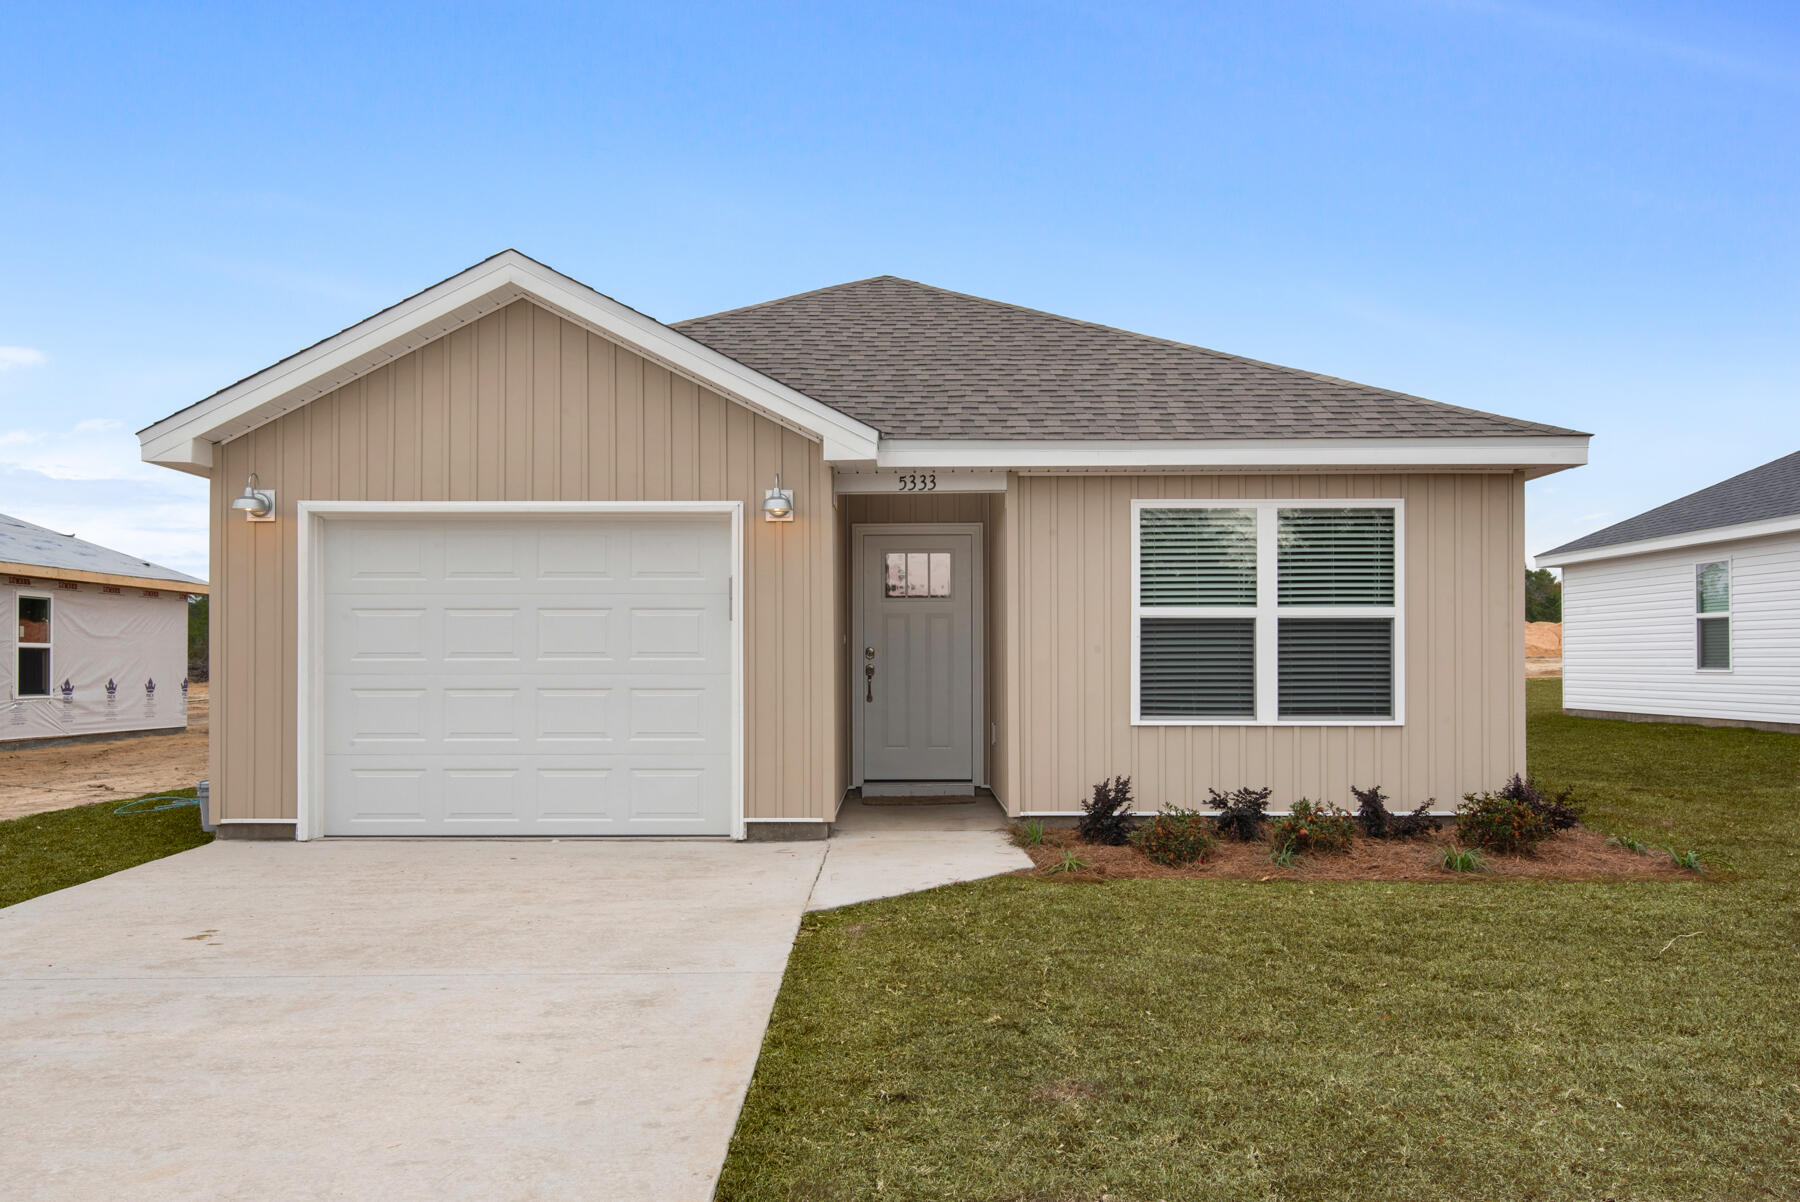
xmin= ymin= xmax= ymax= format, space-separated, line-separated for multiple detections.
xmin=1552 ymin=530 xmax=1800 ymax=729
xmin=1541 ymin=449 xmax=1800 ymax=733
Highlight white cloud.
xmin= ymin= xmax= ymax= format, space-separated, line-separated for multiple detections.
xmin=0 ymin=419 xmax=208 ymax=577
xmin=0 ymin=346 xmax=47 ymax=371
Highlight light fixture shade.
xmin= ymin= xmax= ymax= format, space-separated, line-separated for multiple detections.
xmin=762 ymin=474 xmax=794 ymax=522
xmin=232 ymin=473 xmax=276 ymax=521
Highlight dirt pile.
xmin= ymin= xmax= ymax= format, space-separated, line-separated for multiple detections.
xmin=1526 ymin=621 xmax=1562 ymax=658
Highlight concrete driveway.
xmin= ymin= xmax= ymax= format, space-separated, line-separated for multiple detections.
xmin=0 ymin=839 xmax=826 ymax=1202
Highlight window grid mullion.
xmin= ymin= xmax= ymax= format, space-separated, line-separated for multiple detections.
xmin=1255 ymin=505 xmax=1278 ymax=723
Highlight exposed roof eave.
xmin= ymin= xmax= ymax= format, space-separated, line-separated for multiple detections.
xmin=138 ymin=250 xmax=881 ymax=472
xmin=1536 ymin=512 xmax=1800 ymax=568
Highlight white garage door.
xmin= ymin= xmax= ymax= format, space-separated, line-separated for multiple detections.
xmin=319 ymin=513 xmax=733 ymax=836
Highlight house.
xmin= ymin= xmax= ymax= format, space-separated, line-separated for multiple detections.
xmin=1537 ymin=449 xmax=1800 ymax=733
xmin=2 ymin=512 xmax=206 ymax=743
xmin=137 ymin=251 xmax=1588 ymax=840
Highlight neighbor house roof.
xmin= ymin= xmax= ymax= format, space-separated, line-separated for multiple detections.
xmin=140 ymin=251 xmax=1588 ymax=476
xmin=0 ymin=512 xmax=207 ymax=592
xmin=1540 ymin=449 xmax=1800 ymax=564
xmin=675 ymin=275 xmax=1584 ymax=442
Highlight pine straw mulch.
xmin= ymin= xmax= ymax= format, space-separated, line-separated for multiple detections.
xmin=1016 ymin=824 xmax=1699 ymax=883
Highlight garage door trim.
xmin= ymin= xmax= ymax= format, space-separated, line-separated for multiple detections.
xmin=295 ymin=501 xmax=744 ymax=841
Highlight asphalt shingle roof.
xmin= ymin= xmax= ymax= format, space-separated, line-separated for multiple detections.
xmin=1545 ymin=449 xmax=1800 ymax=556
xmin=674 ymin=276 xmax=1582 ymax=442
xmin=0 ymin=512 xmax=205 ymax=586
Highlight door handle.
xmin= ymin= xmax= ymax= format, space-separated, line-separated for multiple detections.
xmin=864 ymin=662 xmax=876 ymax=703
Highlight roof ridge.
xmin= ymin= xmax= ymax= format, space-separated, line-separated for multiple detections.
xmin=675 ymin=276 xmax=906 ymax=327
xmin=871 ymin=277 xmax=1576 ymax=436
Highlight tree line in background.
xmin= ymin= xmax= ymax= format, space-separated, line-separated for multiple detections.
xmin=1525 ymin=567 xmax=1561 ymax=623
xmin=188 ymin=595 xmax=208 ymax=681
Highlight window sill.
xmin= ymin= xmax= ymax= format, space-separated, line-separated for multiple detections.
xmin=1132 ymin=717 xmax=1403 ymax=728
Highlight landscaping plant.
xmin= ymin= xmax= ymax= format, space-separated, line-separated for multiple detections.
xmin=1129 ymin=806 xmax=1216 ymax=866
xmin=1268 ymin=798 xmax=1356 ymax=856
xmin=1497 ymin=772 xmax=1584 ymax=831
xmin=1455 ymin=789 xmax=1552 ymax=854
xmin=1010 ymin=818 xmax=1047 ymax=848
xmin=1042 ymin=848 xmax=1088 ymax=875
xmin=1207 ymin=785 xmax=1273 ymax=841
xmin=1437 ymin=844 xmax=1487 ymax=873
xmin=1077 ymin=775 xmax=1137 ymax=845
xmin=1351 ymin=783 xmax=1436 ymax=839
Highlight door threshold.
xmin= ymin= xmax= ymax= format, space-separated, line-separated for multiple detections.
xmin=860 ymin=781 xmax=976 ymax=798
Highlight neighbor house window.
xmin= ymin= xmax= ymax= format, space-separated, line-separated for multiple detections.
xmin=1696 ymin=560 xmax=1730 ymax=670
xmin=15 ymin=594 xmax=51 ymax=697
xmin=1132 ymin=500 xmax=1402 ymax=724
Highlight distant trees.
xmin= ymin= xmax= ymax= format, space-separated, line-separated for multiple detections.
xmin=188 ymin=594 xmax=209 ymax=681
xmin=1525 ymin=567 xmax=1561 ymax=622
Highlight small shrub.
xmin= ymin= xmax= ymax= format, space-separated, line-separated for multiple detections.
xmin=1352 ymin=784 xmax=1436 ymax=840
xmin=1268 ymin=842 xmax=1301 ymax=868
xmin=1043 ymin=848 xmax=1089 ymax=875
xmin=1208 ymin=785 xmax=1273 ymax=842
xmin=1129 ymin=807 xmax=1216 ymax=866
xmin=1609 ymin=833 xmax=1649 ymax=855
xmin=1668 ymin=847 xmax=1704 ymax=872
xmin=1077 ymin=776 xmax=1137 ymax=845
xmin=1456 ymin=790 xmax=1552 ymax=854
xmin=1438 ymin=844 xmax=1487 ymax=873
xmin=1268 ymin=798 xmax=1356 ymax=856
xmin=1497 ymin=773 xmax=1584 ymax=832
xmin=1011 ymin=819 xmax=1046 ymax=848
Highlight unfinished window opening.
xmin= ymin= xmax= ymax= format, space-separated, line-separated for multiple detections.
xmin=16 ymin=594 xmax=51 ymax=697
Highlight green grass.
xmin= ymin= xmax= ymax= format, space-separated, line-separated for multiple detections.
xmin=0 ymin=790 xmax=212 ymax=908
xmin=719 ymin=681 xmax=1800 ymax=1201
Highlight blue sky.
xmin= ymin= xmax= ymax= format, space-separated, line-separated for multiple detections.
xmin=1 ymin=1 xmax=1794 ymax=577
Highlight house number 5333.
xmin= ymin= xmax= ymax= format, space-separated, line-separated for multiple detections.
xmin=895 ymin=473 xmax=937 ymax=492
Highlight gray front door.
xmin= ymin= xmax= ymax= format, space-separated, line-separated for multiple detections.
xmin=859 ymin=531 xmax=976 ymax=781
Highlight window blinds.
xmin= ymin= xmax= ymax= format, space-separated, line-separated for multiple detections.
xmin=1139 ymin=507 xmax=1256 ymax=606
xmin=1277 ymin=508 xmax=1395 ymax=606
xmin=1140 ymin=618 xmax=1256 ymax=717
xmin=1278 ymin=619 xmax=1394 ymax=717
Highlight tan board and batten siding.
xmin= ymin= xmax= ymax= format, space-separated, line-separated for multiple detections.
xmin=1003 ymin=473 xmax=1527 ymax=812
xmin=209 ymin=299 xmax=838 ymax=824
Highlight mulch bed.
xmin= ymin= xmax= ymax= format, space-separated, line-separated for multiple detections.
xmin=1017 ymin=825 xmax=1698 ymax=883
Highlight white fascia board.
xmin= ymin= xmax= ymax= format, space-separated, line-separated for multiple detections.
xmin=138 ymin=251 xmax=879 ymax=472
xmin=874 ymin=435 xmax=1589 ymax=471
xmin=1536 ymin=512 xmax=1800 ymax=568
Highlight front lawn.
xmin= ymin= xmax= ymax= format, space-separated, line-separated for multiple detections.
xmin=0 ymin=790 xmax=212 ymax=908
xmin=719 ymin=681 xmax=1800 ymax=1201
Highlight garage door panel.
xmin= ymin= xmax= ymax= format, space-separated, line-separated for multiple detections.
xmin=320 ymin=514 xmax=732 ymax=837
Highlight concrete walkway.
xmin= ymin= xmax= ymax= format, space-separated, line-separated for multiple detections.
xmin=808 ymin=795 xmax=1033 ymax=911
xmin=0 ymin=811 xmax=1031 ymax=1201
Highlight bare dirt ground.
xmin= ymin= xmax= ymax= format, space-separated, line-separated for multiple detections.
xmin=0 ymin=682 xmax=208 ymax=821
xmin=1526 ymin=620 xmax=1562 ymax=678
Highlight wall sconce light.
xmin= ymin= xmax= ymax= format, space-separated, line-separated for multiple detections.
xmin=230 ymin=472 xmax=276 ymax=522
xmin=762 ymin=474 xmax=794 ymax=522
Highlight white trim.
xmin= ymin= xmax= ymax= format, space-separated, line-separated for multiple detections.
xmin=294 ymin=500 xmax=745 ymax=841
xmin=1694 ymin=556 xmax=1732 ymax=673
xmin=139 ymin=251 xmax=879 ymax=473
xmin=1016 ymin=808 xmax=1458 ymax=818
xmin=1129 ymin=499 xmax=1406 ymax=727
xmin=848 ymin=522 xmax=986 ymax=789
xmin=1537 ymin=512 xmax=1800 ymax=568
xmin=744 ymin=816 xmax=827 ymax=822
xmin=878 ymin=435 xmax=1588 ymax=472
xmin=216 ymin=818 xmax=295 ymax=824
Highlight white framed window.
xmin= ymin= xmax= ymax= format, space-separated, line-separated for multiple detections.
xmin=15 ymin=592 xmax=52 ymax=698
xmin=1131 ymin=499 xmax=1404 ymax=725
xmin=1695 ymin=559 xmax=1730 ymax=671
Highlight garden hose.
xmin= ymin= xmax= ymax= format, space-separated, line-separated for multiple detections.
xmin=113 ymin=795 xmax=200 ymax=816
